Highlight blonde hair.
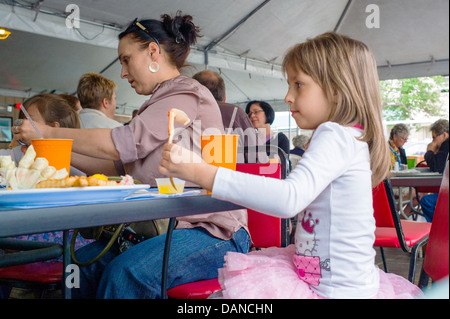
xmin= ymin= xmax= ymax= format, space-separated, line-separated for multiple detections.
xmin=282 ymin=32 xmax=389 ymax=186
xmin=77 ymin=72 xmax=116 ymax=110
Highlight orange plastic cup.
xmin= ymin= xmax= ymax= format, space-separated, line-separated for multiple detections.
xmin=31 ymin=139 xmax=73 ymax=174
xmin=201 ymin=134 xmax=239 ymax=193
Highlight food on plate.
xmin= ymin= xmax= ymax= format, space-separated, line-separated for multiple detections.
xmin=167 ymin=108 xmax=190 ymax=189
xmin=35 ymin=174 xmax=135 ymax=188
xmin=168 ymin=108 xmax=190 ymax=144
xmin=0 ymin=145 xmax=68 ymax=190
xmin=1 ymin=146 xmax=136 ymax=189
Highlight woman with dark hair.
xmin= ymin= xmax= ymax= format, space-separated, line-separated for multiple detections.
xmin=14 ymin=12 xmax=250 ymax=299
xmin=245 ymin=100 xmax=290 ymax=155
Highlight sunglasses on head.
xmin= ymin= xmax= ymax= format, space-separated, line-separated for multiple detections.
xmin=131 ymin=18 xmax=161 ymax=54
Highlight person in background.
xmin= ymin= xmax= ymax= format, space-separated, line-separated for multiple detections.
xmin=388 ymin=123 xmax=409 ymax=170
xmin=160 ymin=32 xmax=423 ymax=299
xmin=192 ymin=70 xmax=258 ymax=158
xmin=290 ymin=134 xmax=310 ymax=169
xmin=59 ymin=94 xmax=82 ymax=114
xmin=14 ymin=12 xmax=250 ymax=299
xmin=2 ymin=94 xmax=84 ymax=177
xmin=246 ymin=100 xmax=290 ymax=155
xmin=388 ymin=123 xmax=417 ymax=217
xmin=0 ymin=94 xmax=91 ymax=299
xmin=419 ymin=119 xmax=449 ymax=222
xmin=424 ymin=119 xmax=449 ymax=174
xmin=124 ymin=109 xmax=139 ymax=125
xmin=76 ymin=72 xmax=122 ymax=129
xmin=290 ymin=134 xmax=309 ymax=157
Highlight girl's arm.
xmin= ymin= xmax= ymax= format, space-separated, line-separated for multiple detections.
xmin=159 ymin=142 xmax=301 ymax=218
xmin=15 ymin=119 xmax=120 ymax=160
xmin=160 ymin=123 xmax=366 ymax=220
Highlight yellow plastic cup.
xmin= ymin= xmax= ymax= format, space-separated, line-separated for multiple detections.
xmin=156 ymin=178 xmax=185 ymax=194
xmin=201 ymin=134 xmax=239 ymax=194
xmin=31 ymin=139 xmax=73 ymax=174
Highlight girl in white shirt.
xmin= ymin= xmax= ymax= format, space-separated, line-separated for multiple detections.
xmin=159 ymin=32 xmax=423 ymax=299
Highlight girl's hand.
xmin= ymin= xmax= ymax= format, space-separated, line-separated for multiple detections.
xmin=159 ymin=143 xmax=218 ymax=190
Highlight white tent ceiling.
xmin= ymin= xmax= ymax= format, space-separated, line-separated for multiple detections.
xmin=0 ymin=0 xmax=448 ymax=115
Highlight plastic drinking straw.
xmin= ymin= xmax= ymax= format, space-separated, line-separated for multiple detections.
xmin=227 ymin=107 xmax=238 ymax=134
xmin=18 ymin=103 xmax=43 ymax=139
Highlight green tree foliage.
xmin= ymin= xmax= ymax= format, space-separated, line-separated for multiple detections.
xmin=380 ymin=76 xmax=447 ymax=121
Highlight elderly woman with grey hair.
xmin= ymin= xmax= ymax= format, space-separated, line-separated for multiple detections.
xmin=388 ymin=124 xmax=418 ymax=217
xmin=389 ymin=123 xmax=409 ymax=170
xmin=290 ymin=134 xmax=310 ymax=157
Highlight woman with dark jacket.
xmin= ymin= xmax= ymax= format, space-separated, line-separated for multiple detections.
xmin=246 ymin=100 xmax=290 ymax=155
xmin=424 ymin=119 xmax=449 ymax=173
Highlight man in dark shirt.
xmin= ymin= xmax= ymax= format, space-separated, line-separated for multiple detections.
xmin=192 ymin=70 xmax=258 ymax=162
xmin=424 ymin=119 xmax=449 ymax=173
xmin=420 ymin=119 xmax=448 ymax=222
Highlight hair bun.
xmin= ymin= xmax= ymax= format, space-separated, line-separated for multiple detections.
xmin=161 ymin=11 xmax=199 ymax=46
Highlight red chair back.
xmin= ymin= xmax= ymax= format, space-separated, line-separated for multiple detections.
xmin=372 ymin=181 xmax=396 ymax=228
xmin=422 ymin=163 xmax=449 ymax=282
xmin=236 ymin=163 xmax=282 ymax=248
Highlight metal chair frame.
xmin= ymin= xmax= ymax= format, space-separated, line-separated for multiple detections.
xmin=373 ymin=178 xmax=431 ymax=283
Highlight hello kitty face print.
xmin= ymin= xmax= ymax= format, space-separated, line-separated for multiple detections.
xmin=293 ymin=211 xmax=330 ymax=286
xmin=295 ymin=211 xmax=319 ymax=256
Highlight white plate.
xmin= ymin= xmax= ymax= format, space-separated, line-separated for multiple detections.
xmin=0 ymin=184 xmax=150 ymax=207
xmin=390 ymin=170 xmax=442 ymax=176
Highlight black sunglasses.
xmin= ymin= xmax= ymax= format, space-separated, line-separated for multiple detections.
xmin=132 ymin=18 xmax=161 ymax=53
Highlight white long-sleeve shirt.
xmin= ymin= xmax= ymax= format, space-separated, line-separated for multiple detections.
xmin=212 ymin=122 xmax=379 ymax=298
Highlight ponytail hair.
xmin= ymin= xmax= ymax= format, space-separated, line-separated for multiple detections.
xmin=119 ymin=11 xmax=201 ymax=69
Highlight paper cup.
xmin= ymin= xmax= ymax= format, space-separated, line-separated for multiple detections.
xmin=31 ymin=139 xmax=73 ymax=174
xmin=201 ymin=134 xmax=239 ymax=193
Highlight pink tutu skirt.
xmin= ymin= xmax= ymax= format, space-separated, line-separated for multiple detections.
xmin=217 ymin=245 xmax=424 ymax=299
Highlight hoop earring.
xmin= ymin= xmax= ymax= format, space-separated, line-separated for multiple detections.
xmin=149 ymin=61 xmax=160 ymax=73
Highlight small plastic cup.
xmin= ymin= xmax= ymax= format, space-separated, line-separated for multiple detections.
xmin=156 ymin=178 xmax=185 ymax=194
xmin=31 ymin=139 xmax=73 ymax=173
xmin=407 ymin=157 xmax=416 ymax=169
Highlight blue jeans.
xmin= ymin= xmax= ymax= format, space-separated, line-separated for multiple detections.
xmin=420 ymin=193 xmax=439 ymax=222
xmin=72 ymin=227 xmax=250 ymax=299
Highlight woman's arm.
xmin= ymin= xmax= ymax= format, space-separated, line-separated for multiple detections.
xmin=71 ymin=152 xmax=119 ymax=176
xmin=15 ymin=120 xmax=120 ymax=160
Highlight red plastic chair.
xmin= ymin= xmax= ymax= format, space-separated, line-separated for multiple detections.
xmin=418 ymin=162 xmax=449 ymax=289
xmin=166 ymin=162 xmax=285 ymax=299
xmin=373 ymin=179 xmax=432 ymax=283
xmin=0 ymin=239 xmax=63 ymax=298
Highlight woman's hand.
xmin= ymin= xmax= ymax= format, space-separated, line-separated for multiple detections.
xmin=12 ymin=119 xmax=48 ymax=145
xmin=159 ymin=143 xmax=218 ymax=190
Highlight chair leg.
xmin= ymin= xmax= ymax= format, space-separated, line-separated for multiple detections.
xmin=408 ymin=238 xmax=428 ymax=283
xmin=417 ymin=268 xmax=430 ymax=290
xmin=379 ymin=247 xmax=388 ymax=272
